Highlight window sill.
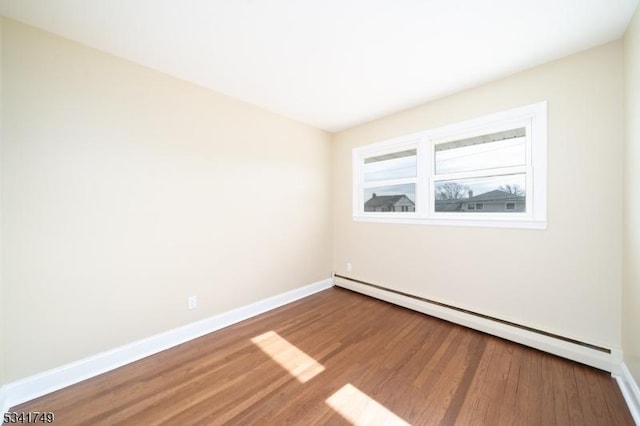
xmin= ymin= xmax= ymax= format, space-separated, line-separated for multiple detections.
xmin=353 ymin=215 xmax=547 ymax=230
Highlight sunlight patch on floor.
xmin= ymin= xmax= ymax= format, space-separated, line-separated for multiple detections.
xmin=251 ymin=330 xmax=325 ymax=383
xmin=326 ymin=383 xmax=410 ymax=426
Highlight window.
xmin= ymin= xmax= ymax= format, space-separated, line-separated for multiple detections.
xmin=360 ymin=145 xmax=418 ymax=215
xmin=352 ymin=102 xmax=547 ymax=229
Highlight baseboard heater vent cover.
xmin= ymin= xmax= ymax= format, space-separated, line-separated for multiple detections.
xmin=333 ymin=274 xmax=616 ymax=373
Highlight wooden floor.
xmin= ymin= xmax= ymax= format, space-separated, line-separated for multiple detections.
xmin=10 ymin=287 xmax=633 ymax=425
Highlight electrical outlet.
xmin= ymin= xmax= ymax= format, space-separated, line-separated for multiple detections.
xmin=188 ymin=295 xmax=197 ymax=310
xmin=346 ymin=262 xmax=352 ymax=273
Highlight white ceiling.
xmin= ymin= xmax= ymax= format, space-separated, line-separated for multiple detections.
xmin=0 ymin=1 xmax=638 ymax=132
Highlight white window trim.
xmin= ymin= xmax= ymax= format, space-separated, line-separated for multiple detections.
xmin=352 ymin=102 xmax=547 ymax=229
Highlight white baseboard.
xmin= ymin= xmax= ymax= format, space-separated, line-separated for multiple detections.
xmin=615 ymin=363 xmax=640 ymax=425
xmin=1 ymin=278 xmax=333 ymax=414
xmin=335 ymin=277 xmax=617 ymax=372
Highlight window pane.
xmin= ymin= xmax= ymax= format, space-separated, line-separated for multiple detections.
xmin=364 ymin=149 xmax=417 ymax=182
xmin=434 ymin=174 xmax=525 ymax=213
xmin=364 ymin=184 xmax=415 ymax=213
xmin=434 ymin=128 xmax=526 ymax=175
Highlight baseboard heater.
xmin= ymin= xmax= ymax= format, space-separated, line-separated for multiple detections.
xmin=333 ymin=274 xmax=619 ymax=374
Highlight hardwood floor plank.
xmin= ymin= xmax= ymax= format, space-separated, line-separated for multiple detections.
xmin=495 ymin=345 xmax=524 ymax=425
xmin=563 ymin=357 xmax=586 ymax=425
xmin=8 ymin=287 xmax=633 ymax=425
xmin=574 ymin=363 xmax=608 ymax=424
xmin=538 ymin=351 xmax=558 ymax=425
xmin=474 ymin=337 xmax=515 ymax=425
xmin=452 ymin=337 xmax=499 ymax=424
xmin=438 ymin=332 xmax=487 ymax=425
xmin=512 ymin=346 xmax=536 ymax=424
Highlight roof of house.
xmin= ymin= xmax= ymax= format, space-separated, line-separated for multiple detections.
xmin=364 ymin=195 xmax=414 ymax=208
xmin=466 ymin=190 xmax=525 ymax=202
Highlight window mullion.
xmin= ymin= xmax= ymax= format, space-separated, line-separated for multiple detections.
xmin=417 ymin=136 xmax=430 ymax=217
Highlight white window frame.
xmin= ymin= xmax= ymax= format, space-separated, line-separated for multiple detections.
xmin=352 ymin=102 xmax=547 ymax=229
xmin=354 ymin=136 xmax=421 ymax=219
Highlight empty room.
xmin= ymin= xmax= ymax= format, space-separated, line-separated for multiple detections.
xmin=1 ymin=0 xmax=639 ymax=424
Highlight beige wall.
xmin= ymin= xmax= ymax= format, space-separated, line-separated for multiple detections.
xmin=624 ymin=5 xmax=640 ymax=384
xmin=0 ymin=18 xmax=332 ymax=382
xmin=333 ymin=42 xmax=624 ymax=351
xmin=0 ymin=16 xmax=3 ymax=388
